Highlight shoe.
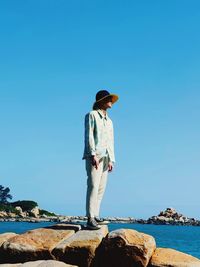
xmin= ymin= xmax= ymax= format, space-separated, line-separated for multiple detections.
xmin=87 ymin=217 xmax=101 ymax=230
xmin=95 ymin=217 xmax=109 ymax=225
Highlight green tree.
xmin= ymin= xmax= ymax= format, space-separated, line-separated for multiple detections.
xmin=11 ymin=200 xmax=38 ymax=211
xmin=0 ymin=185 xmax=13 ymax=204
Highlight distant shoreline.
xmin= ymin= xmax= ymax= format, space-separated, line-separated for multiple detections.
xmin=1 ymin=215 xmax=200 ymax=226
xmin=1 ymin=207 xmax=200 ymax=226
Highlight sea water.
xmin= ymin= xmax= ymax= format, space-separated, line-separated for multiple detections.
xmin=0 ymin=222 xmax=200 ymax=259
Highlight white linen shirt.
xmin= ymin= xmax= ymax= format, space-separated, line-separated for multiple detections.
xmin=82 ymin=109 xmax=115 ymax=163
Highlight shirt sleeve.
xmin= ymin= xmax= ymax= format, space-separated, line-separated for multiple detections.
xmin=108 ymin=120 xmax=116 ymax=164
xmin=111 ymin=125 xmax=115 ymax=163
xmin=84 ymin=112 xmax=96 ymax=157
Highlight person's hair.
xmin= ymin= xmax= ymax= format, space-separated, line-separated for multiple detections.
xmin=92 ymin=96 xmax=112 ymax=110
xmin=92 ymin=102 xmax=100 ymax=110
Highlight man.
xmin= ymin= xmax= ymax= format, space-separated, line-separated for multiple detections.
xmin=82 ymin=90 xmax=119 ymax=230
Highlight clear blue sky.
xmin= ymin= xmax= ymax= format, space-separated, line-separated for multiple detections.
xmin=0 ymin=0 xmax=200 ymax=219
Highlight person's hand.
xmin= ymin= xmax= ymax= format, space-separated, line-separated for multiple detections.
xmin=108 ymin=161 xmax=113 ymax=172
xmin=91 ymin=155 xmax=99 ymax=169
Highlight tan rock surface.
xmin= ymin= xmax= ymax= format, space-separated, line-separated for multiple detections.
xmin=15 ymin=207 xmax=27 ymax=218
xmin=0 ymin=227 xmax=76 ymax=263
xmin=52 ymin=225 xmax=108 ymax=267
xmin=150 ymin=248 xmax=200 ymax=267
xmin=30 ymin=207 xmax=40 ymax=218
xmin=0 ymin=260 xmax=78 ymax=266
xmin=45 ymin=224 xmax=81 ymax=232
xmin=98 ymin=228 xmax=156 ymax=267
xmin=0 ymin=233 xmax=18 ymax=246
xmin=0 ymin=211 xmax=8 ymax=217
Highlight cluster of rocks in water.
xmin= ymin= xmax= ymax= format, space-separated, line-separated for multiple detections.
xmin=147 ymin=207 xmax=200 ymax=226
xmin=1 ymin=207 xmax=200 ymax=226
xmin=0 ymin=223 xmax=200 ymax=267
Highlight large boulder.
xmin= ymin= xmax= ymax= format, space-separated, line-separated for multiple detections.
xmin=0 ymin=260 xmax=78 ymax=266
xmin=44 ymin=224 xmax=81 ymax=232
xmin=0 ymin=225 xmax=79 ymax=263
xmin=0 ymin=211 xmax=8 ymax=218
xmin=0 ymin=264 xmax=20 ymax=267
xmin=7 ymin=212 xmax=17 ymax=218
xmin=98 ymin=228 xmax=156 ymax=267
xmin=15 ymin=207 xmax=27 ymax=218
xmin=29 ymin=207 xmax=40 ymax=218
xmin=52 ymin=225 xmax=108 ymax=267
xmin=0 ymin=233 xmax=18 ymax=246
xmin=149 ymin=248 xmax=200 ymax=267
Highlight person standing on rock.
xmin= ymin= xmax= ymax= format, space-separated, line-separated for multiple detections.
xmin=82 ymin=90 xmax=119 ymax=230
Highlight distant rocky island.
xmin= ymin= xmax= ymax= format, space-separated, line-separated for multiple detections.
xmin=65 ymin=207 xmax=200 ymax=226
xmin=0 ymin=184 xmax=58 ymax=223
xmin=0 ymin=199 xmax=58 ymax=222
xmin=1 ymin=205 xmax=200 ymax=226
xmin=1 ymin=185 xmax=200 ymax=225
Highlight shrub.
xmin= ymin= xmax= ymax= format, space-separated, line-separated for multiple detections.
xmin=0 ymin=203 xmax=20 ymax=215
xmin=11 ymin=200 xmax=38 ymax=211
xmin=39 ymin=209 xmax=56 ymax=217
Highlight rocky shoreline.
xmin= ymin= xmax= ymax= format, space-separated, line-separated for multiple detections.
xmin=1 ymin=208 xmax=200 ymax=226
xmin=0 ymin=223 xmax=200 ymax=267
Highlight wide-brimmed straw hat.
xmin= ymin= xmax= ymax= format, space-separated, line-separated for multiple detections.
xmin=94 ymin=90 xmax=119 ymax=106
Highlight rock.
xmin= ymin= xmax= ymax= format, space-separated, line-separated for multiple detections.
xmin=15 ymin=206 xmax=23 ymax=213
xmin=29 ymin=207 xmax=40 ymax=218
xmin=0 ymin=233 xmax=18 ymax=246
xmin=0 ymin=264 xmax=21 ymax=266
xmin=0 ymin=212 xmax=8 ymax=218
xmin=149 ymin=248 xmax=200 ymax=267
xmin=44 ymin=224 xmax=81 ymax=232
xmin=7 ymin=213 xmax=17 ymax=218
xmin=98 ymin=228 xmax=156 ymax=267
xmin=0 ymin=260 xmax=78 ymax=266
xmin=52 ymin=225 xmax=108 ymax=267
xmin=15 ymin=207 xmax=27 ymax=218
xmin=147 ymin=208 xmax=200 ymax=225
xmin=0 ymin=226 xmax=76 ymax=263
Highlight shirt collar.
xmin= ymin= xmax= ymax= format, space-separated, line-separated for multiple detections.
xmin=97 ymin=109 xmax=108 ymax=120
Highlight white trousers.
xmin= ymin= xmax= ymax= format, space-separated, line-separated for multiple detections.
xmin=85 ymin=155 xmax=109 ymax=218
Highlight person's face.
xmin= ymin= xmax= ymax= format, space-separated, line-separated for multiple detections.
xmin=101 ymin=96 xmax=113 ymax=109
